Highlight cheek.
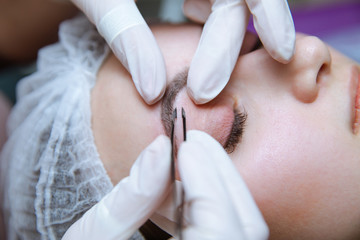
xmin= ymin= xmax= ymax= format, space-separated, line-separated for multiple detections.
xmin=234 ymin=118 xmax=360 ymax=239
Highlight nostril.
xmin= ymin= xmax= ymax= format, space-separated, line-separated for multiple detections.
xmin=316 ymin=63 xmax=329 ymax=83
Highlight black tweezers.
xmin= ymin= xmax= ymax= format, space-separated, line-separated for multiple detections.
xmin=170 ymin=107 xmax=186 ymax=240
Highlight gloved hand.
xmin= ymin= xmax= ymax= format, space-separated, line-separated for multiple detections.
xmin=183 ymin=0 xmax=296 ymax=104
xmin=62 ymin=135 xmax=171 ymax=240
xmin=178 ymin=130 xmax=269 ymax=239
xmin=71 ymin=0 xmax=166 ymax=104
xmin=152 ymin=130 xmax=269 ymax=239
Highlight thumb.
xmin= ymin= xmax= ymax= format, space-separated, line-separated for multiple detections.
xmin=178 ymin=130 xmax=268 ymax=239
xmin=62 ymin=135 xmax=172 ymax=240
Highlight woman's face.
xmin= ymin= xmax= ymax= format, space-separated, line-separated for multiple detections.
xmin=91 ymin=25 xmax=360 ymax=239
xmin=226 ymin=34 xmax=360 ymax=239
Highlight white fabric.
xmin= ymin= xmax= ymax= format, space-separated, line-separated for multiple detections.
xmin=0 ymin=15 xmax=142 ymax=240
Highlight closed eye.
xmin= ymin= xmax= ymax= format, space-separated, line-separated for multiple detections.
xmin=223 ymin=108 xmax=247 ymax=153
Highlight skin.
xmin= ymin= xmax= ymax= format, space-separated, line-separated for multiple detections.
xmin=91 ymin=24 xmax=360 ymax=239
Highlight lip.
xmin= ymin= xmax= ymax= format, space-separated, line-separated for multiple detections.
xmin=351 ymin=66 xmax=360 ymax=134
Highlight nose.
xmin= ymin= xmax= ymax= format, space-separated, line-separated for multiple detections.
xmin=289 ymin=36 xmax=331 ymax=103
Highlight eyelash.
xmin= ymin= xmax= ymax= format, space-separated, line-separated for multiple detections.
xmin=223 ymin=108 xmax=247 ymax=154
xmin=222 ymin=39 xmax=259 ymax=153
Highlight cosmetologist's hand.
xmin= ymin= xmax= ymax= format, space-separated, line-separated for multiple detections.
xmin=183 ymin=0 xmax=296 ymax=104
xmin=152 ymin=130 xmax=268 ymax=239
xmin=62 ymin=135 xmax=171 ymax=240
xmin=71 ymin=0 xmax=166 ymax=104
xmin=177 ymin=130 xmax=268 ymax=239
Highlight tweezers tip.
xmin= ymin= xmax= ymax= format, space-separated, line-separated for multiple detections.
xmin=181 ymin=107 xmax=186 ymax=118
xmin=172 ymin=108 xmax=177 ymax=120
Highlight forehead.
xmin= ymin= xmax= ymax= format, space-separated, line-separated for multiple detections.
xmin=150 ymin=24 xmax=202 ymax=82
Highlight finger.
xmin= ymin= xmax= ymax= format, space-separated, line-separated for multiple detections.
xmin=98 ymin=0 xmax=166 ymax=104
xmin=178 ymin=130 xmax=268 ymax=239
xmin=63 ymin=135 xmax=172 ymax=240
xmin=187 ymin=0 xmax=249 ymax=104
xmin=183 ymin=0 xmax=212 ymax=23
xmin=246 ymin=0 xmax=295 ymax=63
xmin=110 ymin=25 xmax=167 ymax=104
xmin=178 ymin=132 xmax=245 ymax=238
xmin=72 ymin=0 xmax=167 ymax=104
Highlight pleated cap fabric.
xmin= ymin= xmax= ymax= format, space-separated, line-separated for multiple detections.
xmin=0 ymin=15 xmax=143 ymax=240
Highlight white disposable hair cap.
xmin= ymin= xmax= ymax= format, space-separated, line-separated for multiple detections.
xmin=0 ymin=15 xmax=144 ymax=240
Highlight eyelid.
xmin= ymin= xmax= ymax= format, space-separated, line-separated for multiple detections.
xmin=223 ymin=107 xmax=247 ymax=154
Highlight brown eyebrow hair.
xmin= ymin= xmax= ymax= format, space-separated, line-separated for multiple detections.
xmin=160 ymin=68 xmax=247 ymax=153
xmin=160 ymin=68 xmax=188 ymax=137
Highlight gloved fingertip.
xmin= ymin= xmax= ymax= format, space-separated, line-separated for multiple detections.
xmin=111 ymin=24 xmax=167 ymax=105
xmin=137 ymin=58 xmax=167 ymax=105
xmin=125 ymin=135 xmax=171 ymax=199
xmin=178 ymin=137 xmax=199 ymax=158
xmin=187 ymin=58 xmax=229 ymax=105
xmin=134 ymin=135 xmax=171 ymax=177
xmin=186 ymin=84 xmax=213 ymax=105
xmin=142 ymin=86 xmax=166 ymax=105
xmin=271 ymin=44 xmax=295 ymax=64
xmin=261 ymin=29 xmax=296 ymax=64
xmin=177 ymin=131 xmax=214 ymax=173
xmin=145 ymin=134 xmax=171 ymax=163
xmin=152 ymin=134 xmax=170 ymax=146
xmin=178 ymin=131 xmax=209 ymax=168
xmin=185 ymin=129 xmax=211 ymax=143
xmin=276 ymin=56 xmax=292 ymax=64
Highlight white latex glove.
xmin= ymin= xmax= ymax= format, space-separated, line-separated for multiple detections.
xmin=62 ymin=135 xmax=171 ymax=240
xmin=183 ymin=0 xmax=296 ymax=104
xmin=71 ymin=0 xmax=166 ymax=104
xmin=178 ymin=130 xmax=269 ymax=239
xmin=152 ymin=130 xmax=269 ymax=239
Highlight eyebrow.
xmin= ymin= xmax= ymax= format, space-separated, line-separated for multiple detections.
xmin=160 ymin=69 xmax=247 ymax=152
xmin=161 ymin=68 xmax=188 ymax=137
